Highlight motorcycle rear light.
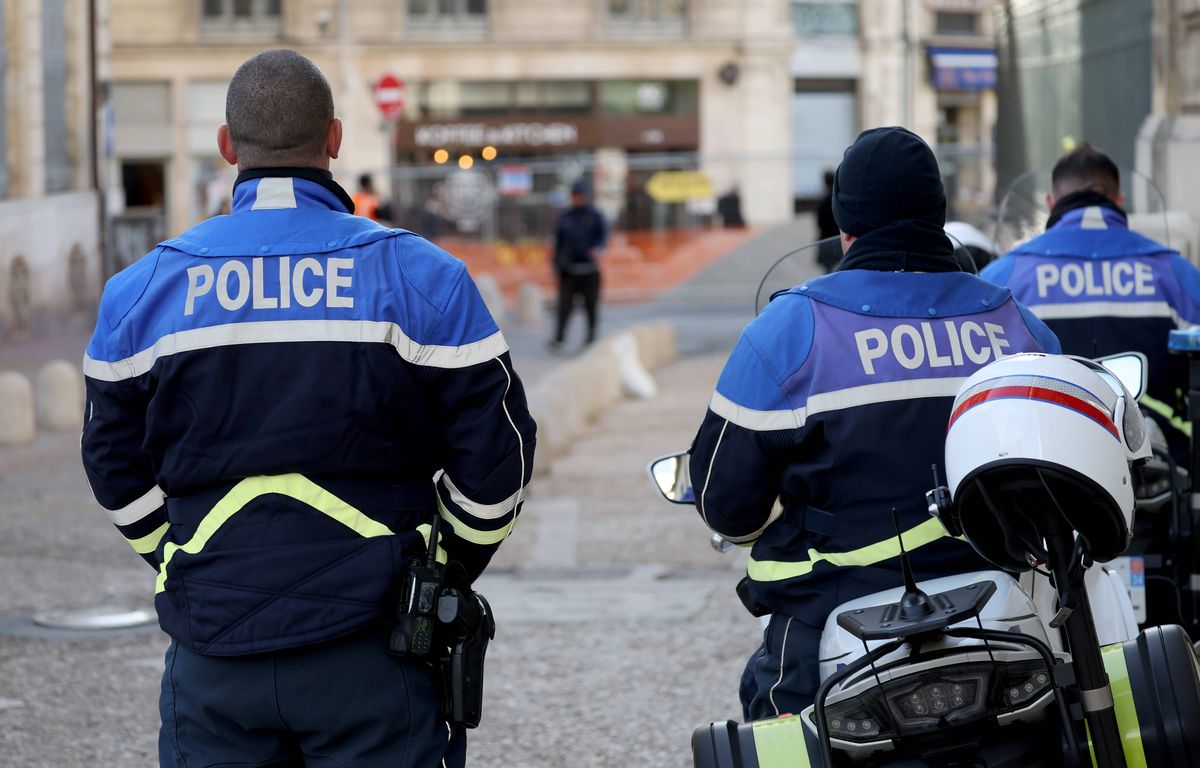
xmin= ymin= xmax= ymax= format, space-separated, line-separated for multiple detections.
xmin=812 ymin=658 xmax=1054 ymax=743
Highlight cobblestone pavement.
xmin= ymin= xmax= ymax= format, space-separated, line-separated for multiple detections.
xmin=0 ymin=353 xmax=763 ymax=768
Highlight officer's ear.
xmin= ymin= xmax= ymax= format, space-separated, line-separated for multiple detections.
xmin=1045 ymin=194 xmax=1055 ymax=212
xmin=217 ymin=124 xmax=238 ymax=167
xmin=325 ymin=118 xmax=343 ymax=161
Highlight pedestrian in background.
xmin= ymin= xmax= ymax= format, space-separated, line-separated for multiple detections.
xmin=81 ymin=49 xmax=535 ymax=768
xmin=549 ymin=179 xmax=608 ymax=352
xmin=352 ymin=172 xmax=391 ymax=222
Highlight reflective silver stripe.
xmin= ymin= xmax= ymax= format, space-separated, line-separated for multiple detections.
xmin=251 ymin=177 xmax=297 ymax=210
xmin=440 ymin=471 xmax=525 ymax=521
xmin=709 ymin=391 xmax=803 ymax=431
xmin=82 ymin=320 xmax=509 ymax=381
xmin=103 ymin=485 xmax=165 ymax=526
xmin=1030 ymin=301 xmax=1183 ymax=327
xmin=712 ymin=377 xmax=964 ymax=432
xmin=1080 ymin=684 xmax=1115 ymax=712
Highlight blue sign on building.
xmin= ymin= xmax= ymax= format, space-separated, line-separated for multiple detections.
xmin=928 ymin=47 xmax=998 ymax=91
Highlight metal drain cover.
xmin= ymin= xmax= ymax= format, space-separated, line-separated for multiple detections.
xmin=33 ymin=606 xmax=155 ymax=630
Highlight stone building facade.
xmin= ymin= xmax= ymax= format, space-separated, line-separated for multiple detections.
xmin=108 ymin=0 xmax=796 ymax=237
xmin=0 ymin=0 xmax=103 ymax=338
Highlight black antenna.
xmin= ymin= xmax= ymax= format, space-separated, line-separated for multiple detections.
xmin=892 ymin=507 xmax=935 ymax=620
xmin=426 ymin=513 xmax=441 ymax=566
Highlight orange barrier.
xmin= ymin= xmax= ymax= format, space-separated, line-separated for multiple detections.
xmin=434 ymin=227 xmax=755 ymax=304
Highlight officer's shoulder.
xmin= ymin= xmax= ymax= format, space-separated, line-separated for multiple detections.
xmin=388 ymin=232 xmax=469 ymax=311
xmin=743 ymin=288 xmax=817 ymax=356
xmin=95 ymin=247 xmax=164 ymax=331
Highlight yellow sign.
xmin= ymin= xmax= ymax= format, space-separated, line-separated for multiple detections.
xmin=645 ymin=171 xmax=713 ymax=203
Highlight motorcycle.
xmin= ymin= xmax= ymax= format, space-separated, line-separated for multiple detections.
xmin=647 ymin=236 xmax=1200 ymax=767
xmin=649 ymin=351 xmax=1200 ymax=767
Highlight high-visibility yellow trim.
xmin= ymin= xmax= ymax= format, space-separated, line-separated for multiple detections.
xmin=1097 ymin=642 xmax=1149 ymax=768
xmin=746 ymin=517 xmax=950 ymax=583
xmin=1140 ymin=394 xmax=1192 ymax=438
xmin=155 ymin=474 xmax=394 ymax=594
xmin=128 ymin=522 xmax=169 ymax=555
xmin=416 ymin=523 xmax=449 ymax=565
xmin=751 ymin=714 xmax=813 ymax=767
xmin=436 ymin=495 xmax=514 ymax=546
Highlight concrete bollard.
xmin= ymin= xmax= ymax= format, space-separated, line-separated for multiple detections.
xmin=35 ymin=360 xmax=84 ymax=430
xmin=475 ymin=273 xmax=507 ymax=325
xmin=612 ymin=334 xmax=657 ymax=399
xmin=0 ymin=371 xmax=36 ymax=444
xmin=516 ymin=282 xmax=544 ymax=326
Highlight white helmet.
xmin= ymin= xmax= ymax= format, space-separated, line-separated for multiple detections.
xmin=944 ymin=353 xmax=1150 ymax=571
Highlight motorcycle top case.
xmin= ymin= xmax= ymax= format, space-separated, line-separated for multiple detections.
xmin=692 ymin=716 xmax=821 ymax=768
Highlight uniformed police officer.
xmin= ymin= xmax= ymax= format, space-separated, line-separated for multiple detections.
xmin=689 ymin=127 xmax=1060 ymax=720
xmin=81 ymin=50 xmax=536 ymax=767
xmin=982 ymin=144 xmax=1200 ymax=459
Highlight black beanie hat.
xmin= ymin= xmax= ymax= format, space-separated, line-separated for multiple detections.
xmin=832 ymin=127 xmax=947 ymax=237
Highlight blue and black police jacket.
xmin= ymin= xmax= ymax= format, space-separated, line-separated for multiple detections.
xmin=690 ymin=269 xmax=1060 ymax=627
xmin=82 ymin=171 xmax=536 ymax=656
xmin=982 ymin=205 xmax=1200 ymax=448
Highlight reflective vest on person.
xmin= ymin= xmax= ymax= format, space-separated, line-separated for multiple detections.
xmin=352 ymin=190 xmax=380 ymax=221
xmin=689 ymin=270 xmax=1060 ymax=625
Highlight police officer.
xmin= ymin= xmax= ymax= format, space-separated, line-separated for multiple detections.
xmin=81 ymin=50 xmax=536 ymax=767
xmin=982 ymin=144 xmax=1200 ymax=459
xmin=689 ymin=127 xmax=1060 ymax=720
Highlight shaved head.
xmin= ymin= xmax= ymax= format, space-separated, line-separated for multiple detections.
xmin=1051 ymin=143 xmax=1120 ymax=201
xmin=225 ymin=50 xmax=335 ymax=169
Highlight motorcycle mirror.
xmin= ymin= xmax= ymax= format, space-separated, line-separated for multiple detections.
xmin=647 ymin=452 xmax=695 ymax=505
xmin=1097 ymin=352 xmax=1147 ymax=401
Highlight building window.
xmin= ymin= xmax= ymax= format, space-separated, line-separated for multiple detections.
xmin=43 ymin=0 xmax=71 ymax=194
xmin=408 ymin=0 xmax=488 ymax=35
xmin=934 ymin=11 xmax=980 ymax=36
xmin=600 ymin=80 xmax=698 ymax=115
xmin=608 ymin=0 xmax=687 ymax=34
xmin=201 ymin=0 xmax=282 ymax=36
xmin=790 ymin=1 xmax=858 ymax=37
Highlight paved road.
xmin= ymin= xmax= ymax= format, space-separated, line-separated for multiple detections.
xmin=0 ymin=216 xmax=823 ymax=766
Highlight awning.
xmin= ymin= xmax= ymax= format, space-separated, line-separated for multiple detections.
xmin=927 ymin=47 xmax=997 ymax=91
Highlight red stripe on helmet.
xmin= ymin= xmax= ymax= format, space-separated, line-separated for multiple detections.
xmin=948 ymin=384 xmax=1119 ymax=439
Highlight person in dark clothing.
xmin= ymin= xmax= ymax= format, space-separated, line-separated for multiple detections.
xmin=816 ymin=169 xmax=840 ymax=273
xmin=550 ymin=179 xmax=608 ymax=350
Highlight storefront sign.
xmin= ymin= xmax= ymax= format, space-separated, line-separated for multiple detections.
xmin=645 ymin=171 xmax=713 ymax=203
xmin=928 ymin=47 xmax=998 ymax=91
xmin=414 ymin=122 xmax=579 ymax=149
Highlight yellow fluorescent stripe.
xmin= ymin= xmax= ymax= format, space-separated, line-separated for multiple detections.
xmin=437 ymin=496 xmax=513 ymax=546
xmin=1100 ymin=643 xmax=1149 ymax=768
xmin=746 ymin=517 xmax=950 ymax=583
xmin=1139 ymin=394 xmax=1192 ymax=438
xmin=128 ymin=522 xmax=170 ymax=555
xmin=415 ymin=523 xmax=449 ymax=565
xmin=155 ymin=474 xmax=394 ymax=594
xmin=751 ymin=714 xmax=813 ymax=768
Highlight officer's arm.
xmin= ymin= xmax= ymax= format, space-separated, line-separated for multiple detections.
xmin=1169 ymin=253 xmax=1200 ymax=324
xmin=81 ymin=328 xmax=167 ymax=569
xmin=689 ymin=331 xmax=794 ymax=543
xmin=408 ymin=266 xmax=536 ymax=583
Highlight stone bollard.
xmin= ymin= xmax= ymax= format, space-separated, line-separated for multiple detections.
xmin=612 ymin=333 xmax=657 ymax=399
xmin=517 ymin=282 xmax=544 ymax=326
xmin=35 ymin=360 xmax=84 ymax=430
xmin=0 ymin=371 xmax=36 ymax=444
xmin=475 ymin=273 xmax=507 ymax=325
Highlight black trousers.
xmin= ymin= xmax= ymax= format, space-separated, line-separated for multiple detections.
xmin=554 ymin=270 xmax=601 ymax=343
xmin=159 ymin=629 xmax=465 ymax=767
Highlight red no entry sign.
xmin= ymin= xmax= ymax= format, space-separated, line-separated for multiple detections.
xmin=373 ymin=74 xmax=407 ymax=120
